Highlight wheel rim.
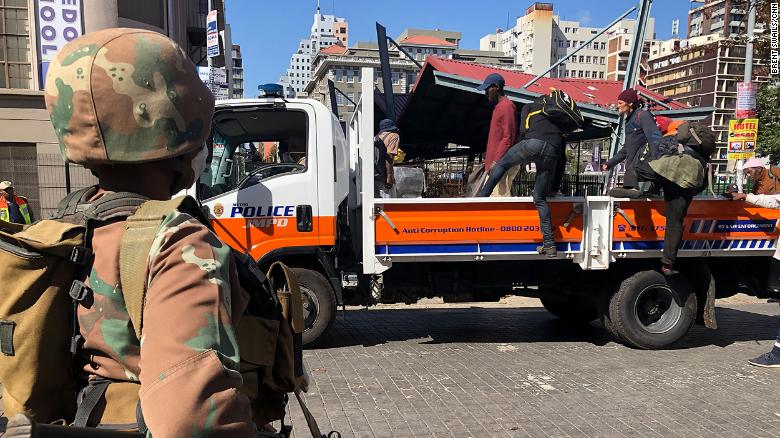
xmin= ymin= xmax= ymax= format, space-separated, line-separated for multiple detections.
xmin=300 ymin=285 xmax=320 ymax=331
xmin=632 ymin=285 xmax=682 ymax=334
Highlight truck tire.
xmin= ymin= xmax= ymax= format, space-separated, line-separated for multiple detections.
xmin=291 ymin=268 xmax=336 ymax=347
xmin=540 ymin=296 xmax=598 ymax=323
xmin=608 ymin=270 xmax=697 ymax=349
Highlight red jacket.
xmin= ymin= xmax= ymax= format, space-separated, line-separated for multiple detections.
xmin=485 ymin=96 xmax=517 ymax=171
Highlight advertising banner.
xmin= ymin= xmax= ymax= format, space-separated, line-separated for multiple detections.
xmin=736 ymin=82 xmax=757 ymax=119
xmin=207 ymin=10 xmax=220 ymax=58
xmin=727 ymin=118 xmax=759 ymax=160
xmin=36 ymin=0 xmax=83 ymax=87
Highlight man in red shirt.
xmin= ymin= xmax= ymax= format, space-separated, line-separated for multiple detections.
xmin=479 ymin=73 xmax=517 ymax=174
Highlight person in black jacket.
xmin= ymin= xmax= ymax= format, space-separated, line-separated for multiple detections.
xmin=479 ymin=100 xmax=564 ymax=257
xmin=602 ymin=88 xmax=661 ymax=195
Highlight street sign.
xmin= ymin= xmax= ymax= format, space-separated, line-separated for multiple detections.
xmin=207 ymin=10 xmax=220 ymax=58
xmin=197 ymin=66 xmax=229 ymax=100
xmin=727 ymin=118 xmax=759 ymax=160
xmin=736 ymin=82 xmax=757 ymax=119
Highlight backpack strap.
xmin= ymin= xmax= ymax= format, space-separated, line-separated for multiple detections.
xmin=120 ymin=196 xmax=205 ymax=339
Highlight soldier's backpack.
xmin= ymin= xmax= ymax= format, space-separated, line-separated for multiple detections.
xmin=0 ymin=186 xmax=331 ymax=437
xmin=533 ymin=89 xmax=584 ymax=134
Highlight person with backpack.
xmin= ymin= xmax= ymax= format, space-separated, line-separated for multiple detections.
xmin=31 ymin=29 xmax=256 ymax=436
xmin=743 ymin=157 xmax=780 ymax=195
xmin=603 ymin=89 xmax=662 ymax=195
xmin=478 ymin=98 xmax=565 ymax=257
xmin=0 ymin=181 xmax=33 ymax=225
xmin=375 ymin=118 xmax=399 ymax=198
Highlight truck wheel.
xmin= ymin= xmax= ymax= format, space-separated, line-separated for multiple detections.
xmin=540 ymin=296 xmax=598 ymax=323
xmin=291 ymin=268 xmax=336 ymax=347
xmin=608 ymin=270 xmax=697 ymax=349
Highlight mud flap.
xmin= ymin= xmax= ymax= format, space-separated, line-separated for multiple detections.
xmin=702 ymin=273 xmax=717 ymax=330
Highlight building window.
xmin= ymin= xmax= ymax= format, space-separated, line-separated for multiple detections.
xmin=0 ymin=0 xmax=32 ymax=89
xmin=600 ymin=56 xmax=605 ymax=64
xmin=578 ymin=55 xmax=584 ymax=63
xmin=585 ymin=56 xmax=591 ymax=64
xmin=584 ymin=71 xmax=590 ymax=78
xmin=600 ymin=42 xmax=606 ymax=50
xmin=599 ymin=71 xmax=604 ymax=79
xmin=490 ymin=41 xmax=496 ymax=49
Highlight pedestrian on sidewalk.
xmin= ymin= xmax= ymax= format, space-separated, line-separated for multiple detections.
xmin=729 ymin=190 xmax=780 ymax=368
xmin=0 ymin=181 xmax=33 ymax=224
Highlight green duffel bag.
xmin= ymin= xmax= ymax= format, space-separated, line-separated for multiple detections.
xmin=649 ymin=153 xmax=704 ymax=189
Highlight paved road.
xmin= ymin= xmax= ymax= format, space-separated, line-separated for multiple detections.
xmin=286 ymin=303 xmax=780 ymax=438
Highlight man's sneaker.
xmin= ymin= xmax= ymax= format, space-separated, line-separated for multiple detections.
xmin=748 ymin=351 xmax=780 ymax=368
xmin=537 ymin=245 xmax=557 ymax=258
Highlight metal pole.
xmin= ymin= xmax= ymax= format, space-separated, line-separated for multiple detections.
xmin=737 ymin=0 xmax=756 ymax=193
xmin=207 ymin=0 xmax=213 ymax=69
xmin=522 ymin=4 xmax=638 ymax=89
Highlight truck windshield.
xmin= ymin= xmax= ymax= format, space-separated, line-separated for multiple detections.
xmin=198 ymin=108 xmax=308 ymax=200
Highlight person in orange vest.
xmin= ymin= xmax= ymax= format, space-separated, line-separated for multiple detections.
xmin=0 ymin=181 xmax=32 ymax=225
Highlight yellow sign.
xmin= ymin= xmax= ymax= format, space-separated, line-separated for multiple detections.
xmin=727 ymin=118 xmax=758 ymax=160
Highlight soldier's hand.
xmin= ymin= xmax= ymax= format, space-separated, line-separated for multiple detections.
xmin=730 ymin=192 xmax=747 ymax=201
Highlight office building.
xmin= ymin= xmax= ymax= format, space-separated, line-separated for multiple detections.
xmin=279 ymin=6 xmax=348 ymax=98
xmin=1 ymin=0 xmax=229 ymax=218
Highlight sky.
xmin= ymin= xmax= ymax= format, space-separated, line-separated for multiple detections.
xmin=227 ymin=0 xmax=693 ymax=97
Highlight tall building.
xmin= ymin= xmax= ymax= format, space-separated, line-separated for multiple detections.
xmin=279 ymin=6 xmax=348 ymax=98
xmin=305 ymin=41 xmax=419 ymax=123
xmin=646 ymin=35 xmax=769 ymax=173
xmin=232 ymin=45 xmax=244 ymax=98
xmin=1 ymin=0 xmax=228 ymax=218
xmin=605 ymin=18 xmax=656 ymax=84
xmin=479 ymin=2 xmax=628 ymax=80
xmin=688 ymin=0 xmax=749 ymax=39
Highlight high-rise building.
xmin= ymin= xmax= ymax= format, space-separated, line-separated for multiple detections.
xmin=1 ymin=0 xmax=228 ymax=218
xmin=646 ymin=35 xmax=769 ymax=173
xmin=479 ymin=3 xmax=624 ymax=80
xmin=232 ymin=45 xmax=244 ymax=98
xmin=688 ymin=0 xmax=749 ymax=39
xmin=305 ymin=27 xmax=510 ymax=123
xmin=279 ymin=6 xmax=348 ymax=98
xmin=605 ymin=18 xmax=656 ymax=84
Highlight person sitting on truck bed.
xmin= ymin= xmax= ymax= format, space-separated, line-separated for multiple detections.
xmin=728 ymin=190 xmax=780 ymax=368
xmin=602 ymin=88 xmax=662 ymax=196
xmin=743 ymin=157 xmax=780 ymax=195
xmin=478 ymin=99 xmax=563 ymax=258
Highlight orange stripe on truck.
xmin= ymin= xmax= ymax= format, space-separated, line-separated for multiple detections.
xmin=211 ymin=216 xmax=336 ymax=261
xmin=375 ymin=201 xmax=583 ymax=245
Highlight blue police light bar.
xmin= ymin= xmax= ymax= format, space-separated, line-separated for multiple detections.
xmin=258 ymin=83 xmax=284 ymax=97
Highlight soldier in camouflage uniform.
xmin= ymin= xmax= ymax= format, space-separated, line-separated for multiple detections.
xmin=44 ymin=28 xmax=256 ymax=437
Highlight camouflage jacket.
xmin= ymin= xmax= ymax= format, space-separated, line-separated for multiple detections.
xmin=78 ymin=193 xmax=255 ymax=437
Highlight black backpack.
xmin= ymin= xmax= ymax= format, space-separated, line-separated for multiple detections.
xmin=535 ymin=89 xmax=584 ymax=133
xmin=374 ymin=135 xmax=389 ymax=180
xmin=676 ymin=121 xmax=716 ymax=162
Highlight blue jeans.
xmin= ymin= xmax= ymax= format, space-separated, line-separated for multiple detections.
xmin=479 ymin=138 xmax=559 ymax=247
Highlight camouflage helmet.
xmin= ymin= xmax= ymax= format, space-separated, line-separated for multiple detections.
xmin=44 ymin=28 xmax=214 ymax=168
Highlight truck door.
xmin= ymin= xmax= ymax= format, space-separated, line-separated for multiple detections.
xmin=198 ymin=102 xmax=321 ymax=264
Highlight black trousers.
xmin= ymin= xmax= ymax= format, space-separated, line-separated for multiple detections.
xmin=661 ymin=181 xmax=694 ymax=266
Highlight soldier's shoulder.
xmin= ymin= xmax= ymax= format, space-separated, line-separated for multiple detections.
xmin=150 ymin=209 xmax=227 ymax=259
